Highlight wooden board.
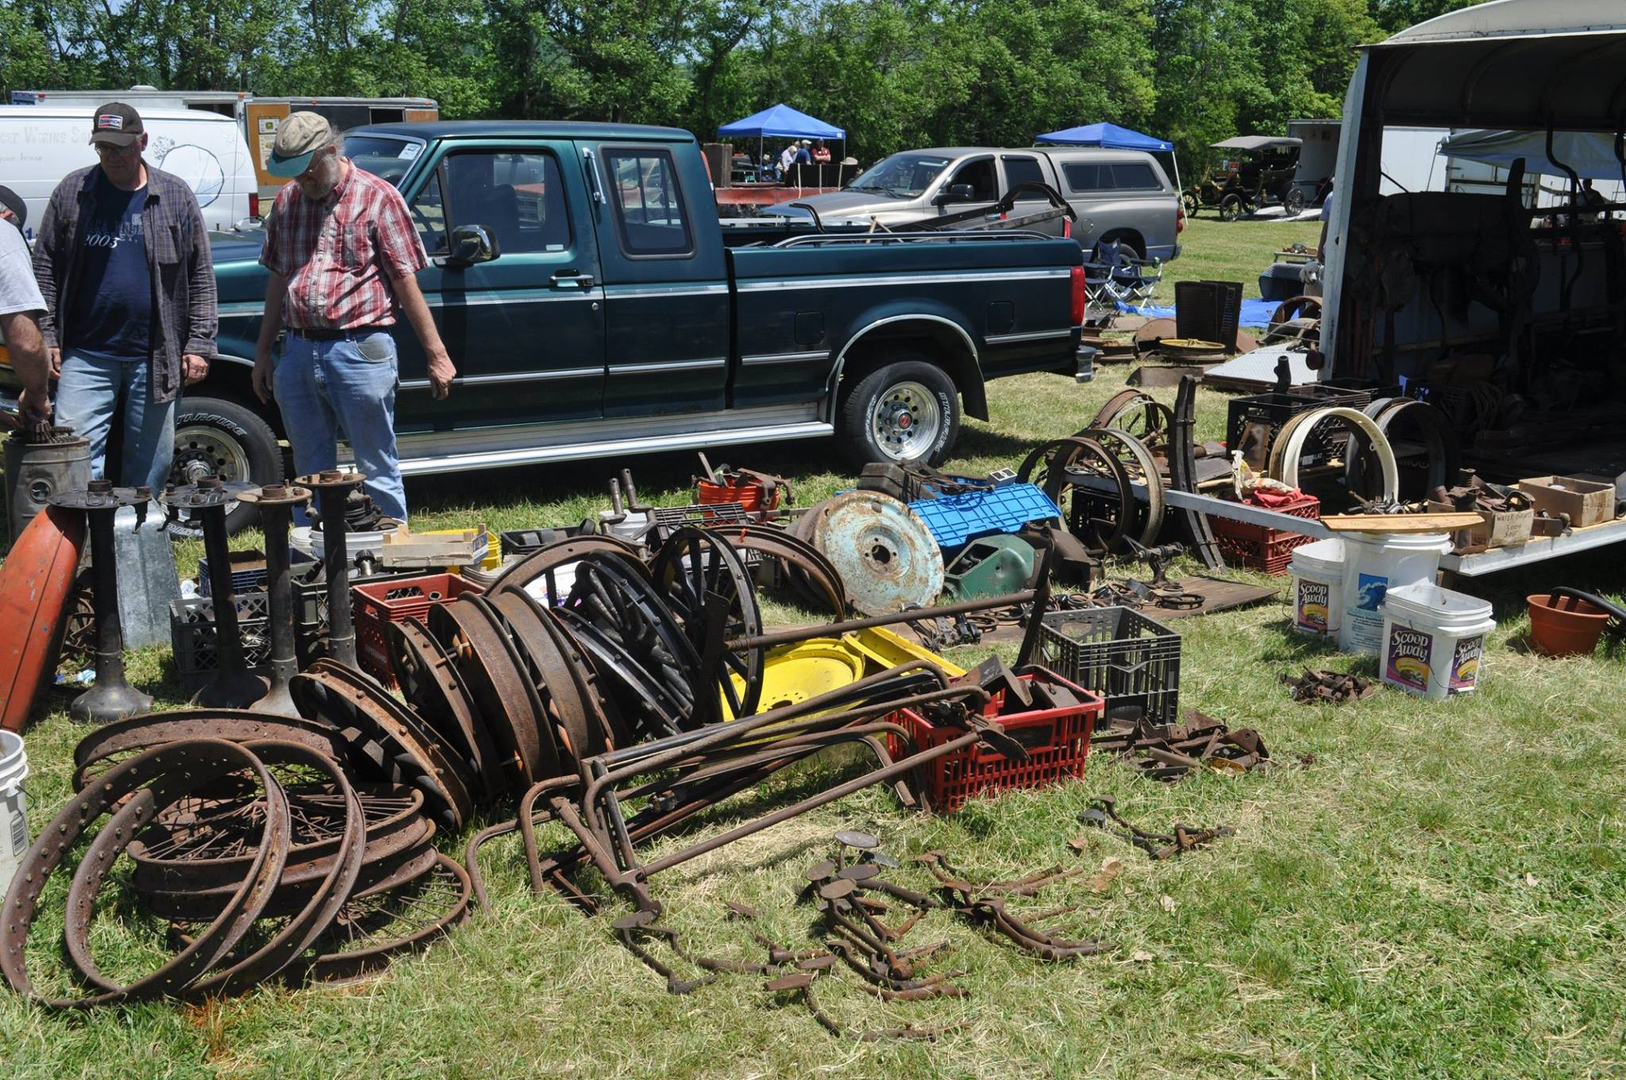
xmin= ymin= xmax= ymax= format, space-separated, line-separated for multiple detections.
xmin=1321 ymin=513 xmax=1483 ymax=534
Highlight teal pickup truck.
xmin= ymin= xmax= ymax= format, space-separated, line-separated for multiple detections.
xmin=6 ymin=121 xmax=1089 ymax=526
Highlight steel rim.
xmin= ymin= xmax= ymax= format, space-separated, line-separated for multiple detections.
xmin=168 ymin=425 xmax=252 ymax=530
xmin=867 ymin=381 xmax=941 ymax=462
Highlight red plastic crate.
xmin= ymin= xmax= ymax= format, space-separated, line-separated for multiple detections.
xmin=353 ymin=573 xmax=483 ymax=686
xmin=1207 ymin=492 xmax=1320 ymax=575
xmin=887 ymin=670 xmax=1102 ymax=812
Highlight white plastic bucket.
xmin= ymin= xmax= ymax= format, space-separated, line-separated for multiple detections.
xmin=1338 ymin=532 xmax=1451 ymax=656
xmin=1379 ymin=582 xmax=1495 ymax=699
xmin=1288 ymin=537 xmax=1345 ymax=637
xmin=0 ymin=731 xmax=29 ymax=896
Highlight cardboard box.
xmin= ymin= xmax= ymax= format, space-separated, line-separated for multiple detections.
xmin=1517 ymin=476 xmax=1616 ymax=529
xmin=1427 ymin=500 xmax=1533 ymax=553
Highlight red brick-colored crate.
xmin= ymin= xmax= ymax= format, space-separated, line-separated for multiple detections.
xmin=353 ymin=573 xmax=483 ymax=687
xmin=887 ymin=670 xmax=1102 ymax=812
xmin=1208 ymin=492 xmax=1320 ymax=575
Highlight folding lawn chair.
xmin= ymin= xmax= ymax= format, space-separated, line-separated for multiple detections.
xmin=1084 ymin=239 xmax=1164 ymax=308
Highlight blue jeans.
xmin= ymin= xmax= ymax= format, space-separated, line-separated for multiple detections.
xmin=54 ymin=353 xmax=177 ymax=494
xmin=274 ymin=330 xmax=407 ymax=521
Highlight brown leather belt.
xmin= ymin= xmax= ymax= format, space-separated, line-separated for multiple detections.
xmin=290 ymin=325 xmax=393 ymax=341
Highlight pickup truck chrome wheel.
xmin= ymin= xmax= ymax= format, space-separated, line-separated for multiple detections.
xmin=837 ymin=356 xmax=960 ymax=469
xmin=869 ymin=381 xmax=941 ymax=461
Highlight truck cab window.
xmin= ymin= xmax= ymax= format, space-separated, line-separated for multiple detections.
xmin=948 ymin=158 xmax=997 ymax=201
xmin=605 ymin=149 xmax=693 ymax=256
xmin=1001 ymin=155 xmax=1045 ymax=191
xmin=423 ymin=150 xmax=571 ymax=256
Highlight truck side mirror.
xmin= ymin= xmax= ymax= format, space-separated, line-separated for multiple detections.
xmin=936 ymin=183 xmax=976 ymax=206
xmin=445 ymin=224 xmax=500 ymax=267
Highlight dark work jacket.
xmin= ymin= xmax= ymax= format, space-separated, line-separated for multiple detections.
xmin=32 ymin=163 xmax=217 ymax=404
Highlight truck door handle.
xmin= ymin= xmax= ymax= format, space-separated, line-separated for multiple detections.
xmin=551 ymin=270 xmax=595 ymax=289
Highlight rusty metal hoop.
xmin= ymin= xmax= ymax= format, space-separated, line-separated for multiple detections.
xmin=651 ymin=527 xmax=765 ymax=721
xmin=72 ymin=711 xmax=347 ymax=792
xmin=290 ymin=660 xmax=474 ymax=831
xmin=1017 ymin=436 xmax=1135 ymax=555
xmin=2 ymin=740 xmax=290 ymax=1008
xmin=386 ymin=617 xmax=503 ymax=799
xmin=485 ymin=535 xmax=645 ymax=600
xmin=709 ymin=523 xmax=849 ymax=618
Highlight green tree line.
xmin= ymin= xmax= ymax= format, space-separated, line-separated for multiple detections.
xmin=1 ymin=0 xmax=1489 ymax=175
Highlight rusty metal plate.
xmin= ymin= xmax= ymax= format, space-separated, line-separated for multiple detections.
xmin=802 ymin=492 xmax=943 ymax=616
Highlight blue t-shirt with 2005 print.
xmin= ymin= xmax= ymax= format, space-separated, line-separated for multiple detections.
xmin=64 ymin=172 xmax=153 ymax=363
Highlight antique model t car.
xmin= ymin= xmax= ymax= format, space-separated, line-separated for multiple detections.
xmin=1182 ymin=136 xmax=1304 ymax=220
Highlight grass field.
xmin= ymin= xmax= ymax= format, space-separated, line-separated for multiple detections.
xmin=7 ymin=215 xmax=1626 ymax=1079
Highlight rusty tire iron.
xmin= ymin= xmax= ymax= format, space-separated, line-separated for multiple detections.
xmin=1017 ymin=435 xmax=1134 ymax=556
xmin=484 ymin=534 xmax=645 ymax=601
xmin=713 ymin=522 xmax=849 ymax=618
xmin=72 ymin=710 xmax=347 ymax=792
xmin=1 ymin=739 xmax=291 ymax=1008
xmin=166 ymin=741 xmax=366 ymax=997
xmin=428 ymin=598 xmax=539 ymax=792
xmin=290 ymin=660 xmax=474 ymax=831
xmin=488 ymin=589 xmax=618 ymax=767
xmin=130 ymin=785 xmax=428 ymax=918
xmin=650 ymin=527 xmax=765 ymax=721
xmin=290 ymin=852 xmax=471 ymax=984
xmin=386 ymin=617 xmax=503 ymax=799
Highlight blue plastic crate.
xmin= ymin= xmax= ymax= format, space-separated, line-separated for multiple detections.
xmin=908 ymin=483 xmax=1061 ymax=552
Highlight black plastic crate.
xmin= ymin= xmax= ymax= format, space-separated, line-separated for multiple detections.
xmin=1175 ymin=279 xmax=1241 ymax=347
xmin=500 ymin=523 xmax=598 ymax=558
xmin=1225 ymin=387 xmax=1377 ymax=469
xmin=1035 ymin=606 xmax=1181 ymax=726
xmin=293 ymin=566 xmax=418 ymax=667
xmin=170 ymin=593 xmax=272 ymax=695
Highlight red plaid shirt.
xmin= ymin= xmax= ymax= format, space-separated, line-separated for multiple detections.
xmin=260 ymin=161 xmax=428 ymax=330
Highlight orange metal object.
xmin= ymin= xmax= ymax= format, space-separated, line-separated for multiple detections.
xmin=0 ymin=506 xmax=85 ymax=731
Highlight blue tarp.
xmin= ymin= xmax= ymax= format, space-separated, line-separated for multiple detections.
xmin=1036 ymin=122 xmax=1173 ymax=153
xmin=1116 ymin=297 xmax=1282 ymax=328
xmin=719 ymin=104 xmax=845 ymax=141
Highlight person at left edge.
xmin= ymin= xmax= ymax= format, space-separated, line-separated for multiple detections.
xmin=31 ymin=102 xmax=216 ymax=494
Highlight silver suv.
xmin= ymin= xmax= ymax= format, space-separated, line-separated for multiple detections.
xmin=761 ymin=146 xmax=1182 ymax=261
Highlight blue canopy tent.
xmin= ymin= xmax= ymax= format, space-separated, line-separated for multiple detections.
xmin=719 ymin=105 xmax=846 ymax=185
xmin=1036 ymin=122 xmax=1181 ymax=192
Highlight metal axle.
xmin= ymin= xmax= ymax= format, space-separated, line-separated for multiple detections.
xmin=297 ymin=471 xmax=366 ymax=669
xmin=50 ymin=481 xmax=153 ymax=724
xmin=240 ymin=483 xmax=311 ymax=714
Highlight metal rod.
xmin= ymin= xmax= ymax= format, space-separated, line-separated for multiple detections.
xmin=633 ymin=730 xmax=983 ymax=878
xmin=726 ymin=591 xmax=1037 ymax=651
xmin=68 ymin=492 xmax=152 ymax=724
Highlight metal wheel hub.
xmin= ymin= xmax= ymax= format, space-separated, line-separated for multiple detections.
xmin=869 ymin=382 xmax=940 ymax=460
xmin=172 ymin=426 xmax=250 ymax=484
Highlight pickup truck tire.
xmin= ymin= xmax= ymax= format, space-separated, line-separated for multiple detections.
xmin=167 ymin=395 xmax=283 ymax=536
xmin=837 ymin=357 xmax=959 ymax=468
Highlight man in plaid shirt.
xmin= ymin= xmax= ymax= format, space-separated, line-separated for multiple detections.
xmin=251 ymin=112 xmax=455 ymax=521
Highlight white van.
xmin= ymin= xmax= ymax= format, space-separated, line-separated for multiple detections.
xmin=0 ymin=104 xmax=257 ymax=240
